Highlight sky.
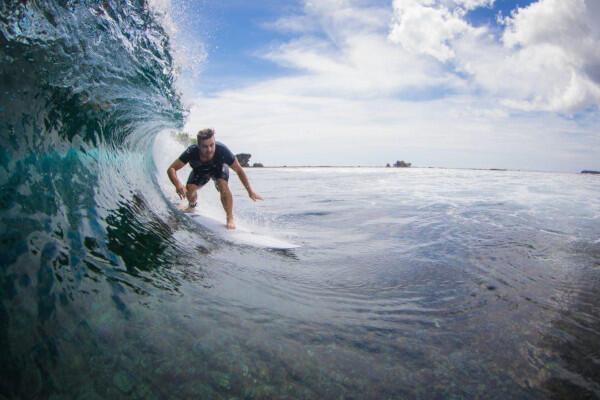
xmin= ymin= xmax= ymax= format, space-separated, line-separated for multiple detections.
xmin=160 ymin=0 xmax=600 ymax=172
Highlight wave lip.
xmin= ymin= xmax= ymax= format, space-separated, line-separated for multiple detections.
xmin=0 ymin=0 xmax=184 ymax=155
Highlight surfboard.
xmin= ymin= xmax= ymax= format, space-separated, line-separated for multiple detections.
xmin=179 ymin=205 xmax=300 ymax=250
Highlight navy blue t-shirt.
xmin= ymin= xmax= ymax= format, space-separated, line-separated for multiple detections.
xmin=178 ymin=142 xmax=235 ymax=173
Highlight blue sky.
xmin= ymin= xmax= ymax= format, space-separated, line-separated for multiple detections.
xmin=165 ymin=0 xmax=600 ymax=172
xmin=466 ymin=0 xmax=536 ymax=25
xmin=170 ymin=0 xmax=302 ymax=91
xmin=178 ymin=0 xmax=538 ymax=90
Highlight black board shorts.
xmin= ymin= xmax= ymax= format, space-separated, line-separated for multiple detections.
xmin=187 ymin=164 xmax=230 ymax=187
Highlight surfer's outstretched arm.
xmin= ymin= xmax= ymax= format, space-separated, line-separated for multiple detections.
xmin=230 ymin=158 xmax=263 ymax=201
xmin=167 ymin=159 xmax=187 ymax=200
xmin=231 ymin=158 xmax=263 ymax=201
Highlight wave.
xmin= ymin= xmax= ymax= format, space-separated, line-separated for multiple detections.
xmin=0 ymin=0 xmax=189 ymax=272
xmin=0 ymin=0 xmax=210 ymax=360
xmin=0 ymin=2 xmax=208 ymax=394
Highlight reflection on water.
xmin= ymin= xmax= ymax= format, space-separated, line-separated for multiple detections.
xmin=539 ymin=241 xmax=600 ymax=398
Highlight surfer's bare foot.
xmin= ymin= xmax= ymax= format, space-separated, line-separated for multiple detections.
xmin=226 ymin=217 xmax=235 ymax=230
xmin=177 ymin=203 xmax=194 ymax=213
xmin=180 ymin=202 xmax=196 ymax=213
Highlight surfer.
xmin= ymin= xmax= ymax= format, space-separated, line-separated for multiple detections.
xmin=167 ymin=128 xmax=263 ymax=230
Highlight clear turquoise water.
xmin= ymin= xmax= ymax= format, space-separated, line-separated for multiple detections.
xmin=1 ymin=1 xmax=600 ymax=398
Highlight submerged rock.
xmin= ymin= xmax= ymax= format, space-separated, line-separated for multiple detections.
xmin=75 ymin=389 xmax=104 ymax=400
xmin=113 ymin=370 xmax=134 ymax=393
xmin=254 ymin=385 xmax=277 ymax=399
xmin=190 ymin=382 xmax=215 ymax=398
xmin=21 ymin=366 xmax=43 ymax=398
xmin=210 ymin=371 xmax=231 ymax=391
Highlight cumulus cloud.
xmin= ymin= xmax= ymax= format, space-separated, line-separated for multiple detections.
xmin=388 ymin=0 xmax=600 ymax=113
xmin=256 ymin=0 xmax=600 ymax=113
xmin=182 ymin=0 xmax=599 ymax=170
xmin=268 ymin=0 xmax=600 ymax=113
xmin=498 ymin=0 xmax=600 ymax=112
xmin=260 ymin=0 xmax=464 ymax=99
xmin=388 ymin=0 xmax=479 ymax=62
xmin=452 ymin=0 xmax=494 ymax=10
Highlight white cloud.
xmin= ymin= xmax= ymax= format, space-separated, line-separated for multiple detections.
xmin=264 ymin=15 xmax=321 ymax=33
xmin=387 ymin=0 xmax=600 ymax=113
xmin=185 ymin=81 xmax=597 ymax=170
xmin=388 ymin=0 xmax=478 ymax=62
xmin=261 ymin=34 xmax=458 ymax=99
xmin=452 ymin=0 xmax=494 ymax=10
xmin=260 ymin=1 xmax=463 ymax=98
xmin=497 ymin=0 xmax=600 ymax=112
xmin=181 ymin=0 xmax=600 ymax=171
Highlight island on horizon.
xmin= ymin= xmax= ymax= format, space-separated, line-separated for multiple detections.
xmin=171 ymin=132 xmax=597 ymax=174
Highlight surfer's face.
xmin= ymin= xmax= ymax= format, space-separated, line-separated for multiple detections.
xmin=198 ymin=136 xmax=216 ymax=160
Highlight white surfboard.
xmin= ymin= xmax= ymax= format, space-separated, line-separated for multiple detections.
xmin=180 ymin=205 xmax=300 ymax=250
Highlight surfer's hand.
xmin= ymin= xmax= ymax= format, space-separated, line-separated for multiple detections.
xmin=249 ymin=191 xmax=263 ymax=201
xmin=176 ymin=184 xmax=187 ymax=200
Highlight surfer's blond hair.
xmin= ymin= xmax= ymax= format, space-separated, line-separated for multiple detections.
xmin=197 ymin=128 xmax=214 ymax=143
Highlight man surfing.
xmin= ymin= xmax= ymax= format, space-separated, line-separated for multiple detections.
xmin=167 ymin=128 xmax=263 ymax=230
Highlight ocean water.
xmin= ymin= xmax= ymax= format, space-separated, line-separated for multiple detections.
xmin=2 ymin=1 xmax=600 ymax=399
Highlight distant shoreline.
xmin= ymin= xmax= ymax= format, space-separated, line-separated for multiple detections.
xmin=246 ymin=166 xmax=597 ymax=174
xmin=169 ymin=134 xmax=596 ymax=174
